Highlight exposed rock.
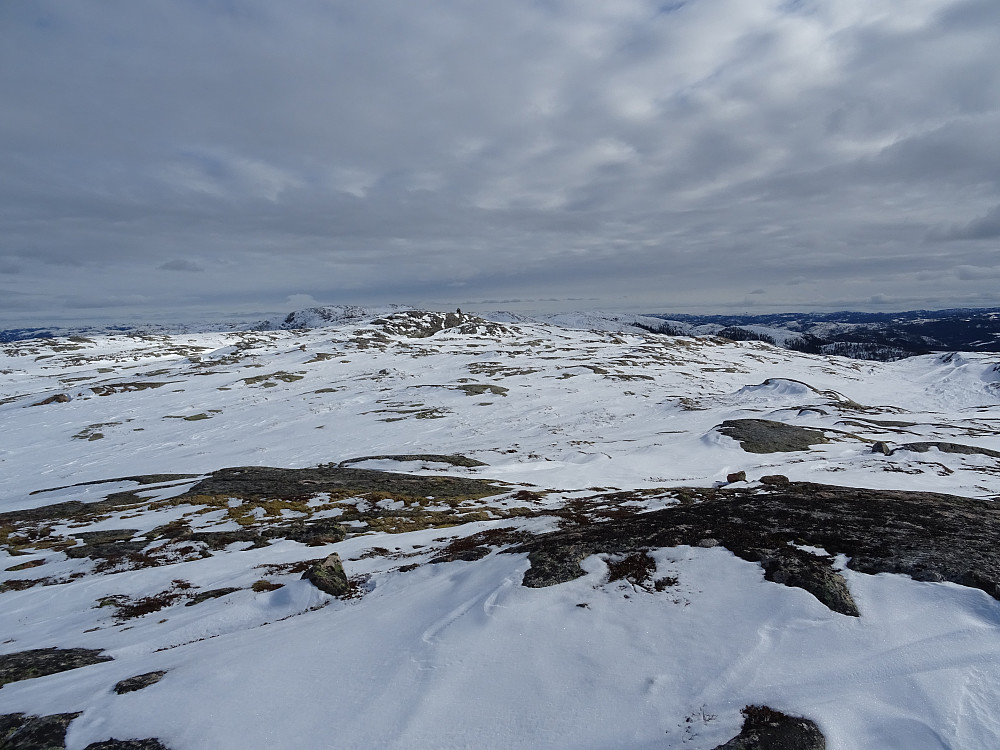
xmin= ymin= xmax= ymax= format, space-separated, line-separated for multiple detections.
xmin=272 ymin=518 xmax=347 ymax=546
xmin=894 ymin=442 xmax=1000 ymax=459
xmin=251 ymin=579 xmax=284 ymax=592
xmin=83 ymin=740 xmax=169 ymax=750
xmin=760 ymin=474 xmax=790 ymax=485
xmin=302 ymin=553 xmax=350 ymax=596
xmin=0 ymin=711 xmax=80 ymax=749
xmin=182 ymin=465 xmax=502 ymax=502
xmin=65 ymin=530 xmax=145 ymax=561
xmin=516 ymin=482 xmax=1000 ymax=614
xmin=184 ymin=588 xmax=240 ymax=606
xmin=71 ymin=530 xmax=140 ymax=545
xmin=0 ymin=648 xmax=112 ymax=688
xmin=114 ymin=671 xmax=167 ymax=695
xmin=760 ymin=548 xmax=858 ymax=617
xmin=29 ymin=393 xmax=71 ymax=406
xmin=30 ymin=475 xmax=198 ymax=497
xmin=4 ymin=477 xmax=197 ymax=526
xmin=89 ymin=382 xmax=170 ymax=396
xmin=339 ymin=453 xmax=488 ymax=468
xmin=6 ymin=466 xmax=500 ymax=537
xmin=713 ymin=705 xmax=825 ymax=749
xmin=870 ymin=441 xmax=893 ymax=455
xmin=64 ymin=540 xmax=151 ymax=561
xmin=726 ymin=471 xmax=747 ymax=483
xmin=430 ymin=527 xmax=533 ymax=565
xmin=797 ymin=407 xmax=828 ymax=416
xmin=0 ymin=714 xmax=27 ymax=743
xmin=4 ymin=560 xmax=45 ymax=572
xmin=429 ymin=546 xmax=491 ymax=564
xmin=716 ymin=420 xmax=830 ymax=454
xmin=176 ymin=517 xmax=347 ymax=552
xmin=368 ymin=311 xmax=511 ymax=339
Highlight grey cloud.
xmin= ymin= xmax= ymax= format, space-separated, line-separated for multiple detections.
xmin=1 ymin=0 xmax=1000 ymax=323
xmin=955 ymin=265 xmax=1000 ymax=280
xmin=159 ymin=259 xmax=205 ymax=272
xmin=931 ymin=205 xmax=1000 ymax=241
xmin=0 ymin=257 xmax=22 ymax=274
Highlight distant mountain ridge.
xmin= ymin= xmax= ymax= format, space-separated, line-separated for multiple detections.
xmin=254 ymin=304 xmax=415 ymax=331
xmin=648 ymin=308 xmax=1000 ymax=360
xmin=4 ymin=305 xmax=1000 ymax=361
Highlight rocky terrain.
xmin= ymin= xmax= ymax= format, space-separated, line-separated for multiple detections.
xmin=2 ymin=307 xmax=1000 ymax=748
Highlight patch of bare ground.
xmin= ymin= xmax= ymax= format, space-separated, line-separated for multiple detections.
xmin=515 ymin=482 xmax=1000 ymax=616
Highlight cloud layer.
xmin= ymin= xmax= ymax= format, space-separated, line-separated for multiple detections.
xmin=2 ymin=0 xmax=999 ymax=323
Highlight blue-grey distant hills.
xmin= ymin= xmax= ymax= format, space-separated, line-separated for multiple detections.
xmin=643 ymin=308 xmax=1000 ymax=361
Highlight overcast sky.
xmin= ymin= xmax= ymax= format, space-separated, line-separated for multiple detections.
xmin=2 ymin=0 xmax=1000 ymax=325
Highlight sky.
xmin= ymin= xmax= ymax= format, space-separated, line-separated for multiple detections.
xmin=2 ymin=0 xmax=1000 ymax=325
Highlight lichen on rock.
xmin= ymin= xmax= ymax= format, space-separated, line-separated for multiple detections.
xmin=0 ymin=648 xmax=112 ymax=688
xmin=302 ymin=552 xmax=350 ymax=597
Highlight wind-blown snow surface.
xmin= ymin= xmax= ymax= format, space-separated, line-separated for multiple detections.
xmin=2 ymin=310 xmax=1000 ymax=749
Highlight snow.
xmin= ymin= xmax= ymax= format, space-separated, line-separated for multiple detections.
xmin=256 ymin=304 xmax=415 ymax=331
xmin=2 ymin=310 xmax=1000 ymax=748
xmin=481 ymin=309 xmax=682 ymax=334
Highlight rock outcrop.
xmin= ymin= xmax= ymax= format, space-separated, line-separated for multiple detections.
xmin=713 ymin=705 xmax=825 ymax=749
xmin=0 ymin=648 xmax=112 ymax=688
xmin=517 ymin=482 xmax=1000 ymax=614
xmin=0 ymin=712 xmax=80 ymax=749
xmin=716 ymin=420 xmax=830 ymax=453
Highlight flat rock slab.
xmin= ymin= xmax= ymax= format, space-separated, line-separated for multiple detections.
xmin=0 ymin=712 xmax=80 ymax=749
xmin=516 ymin=482 xmax=1000 ymax=614
xmin=338 ymin=453 xmax=488 ymax=468
xmin=182 ymin=465 xmax=502 ymax=501
xmin=0 ymin=648 xmax=112 ymax=688
xmin=894 ymin=441 xmax=1000 ymax=459
xmin=716 ymin=419 xmax=830 ymax=453
xmin=3 ymin=465 xmax=502 ymax=531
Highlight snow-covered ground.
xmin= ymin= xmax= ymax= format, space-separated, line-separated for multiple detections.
xmin=2 ymin=309 xmax=999 ymax=748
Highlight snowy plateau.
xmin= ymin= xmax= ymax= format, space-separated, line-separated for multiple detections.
xmin=2 ymin=307 xmax=1000 ymax=749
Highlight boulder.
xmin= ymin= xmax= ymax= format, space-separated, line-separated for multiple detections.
xmin=713 ymin=705 xmax=825 ymax=749
xmin=870 ymin=441 xmax=893 ymax=455
xmin=114 ymin=671 xmax=167 ymax=695
xmin=302 ymin=553 xmax=350 ymax=597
